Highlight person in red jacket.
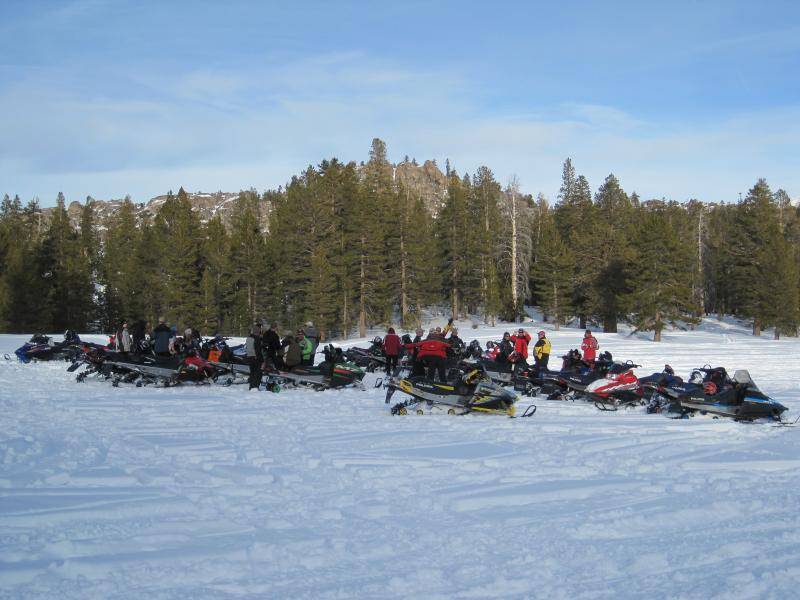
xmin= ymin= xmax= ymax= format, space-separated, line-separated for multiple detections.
xmin=581 ymin=329 xmax=599 ymax=364
xmin=407 ymin=335 xmax=450 ymax=382
xmin=510 ymin=328 xmax=532 ymax=374
xmin=383 ymin=327 xmax=402 ymax=375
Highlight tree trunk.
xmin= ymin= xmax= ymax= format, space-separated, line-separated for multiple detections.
xmin=342 ymin=291 xmax=348 ymax=340
xmin=400 ymin=230 xmax=408 ymax=327
xmin=774 ymin=328 xmax=780 ymax=340
xmin=359 ymin=237 xmax=366 ymax=338
xmin=511 ymin=191 xmax=518 ymax=319
xmin=603 ymin=316 xmax=617 ymax=333
xmin=553 ymin=281 xmax=560 ymax=330
xmin=752 ymin=319 xmax=761 ymax=337
xmin=579 ymin=314 xmax=587 ymax=329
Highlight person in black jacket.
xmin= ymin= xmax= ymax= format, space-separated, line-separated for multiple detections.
xmin=246 ymin=323 xmax=264 ymax=390
xmin=495 ymin=332 xmax=513 ymax=364
xmin=262 ymin=321 xmax=282 ymax=369
xmin=447 ymin=327 xmax=464 ymax=355
xmin=153 ymin=317 xmax=172 ymax=357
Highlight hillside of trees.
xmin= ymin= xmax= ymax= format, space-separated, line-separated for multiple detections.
xmin=1 ymin=138 xmax=797 ymax=341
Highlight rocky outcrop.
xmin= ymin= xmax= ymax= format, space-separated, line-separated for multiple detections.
xmin=395 ymin=160 xmax=448 ymax=216
xmin=48 ymin=191 xmax=270 ymax=235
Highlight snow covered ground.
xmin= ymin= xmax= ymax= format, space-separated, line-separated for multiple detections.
xmin=2 ymin=319 xmax=800 ymax=598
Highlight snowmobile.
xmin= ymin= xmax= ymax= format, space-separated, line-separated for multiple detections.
xmin=647 ymin=366 xmax=787 ymax=421
xmin=639 ymin=365 xmax=686 ymax=414
xmin=204 ymin=337 xmax=253 ymax=383
xmin=263 ymin=344 xmax=366 ymax=391
xmin=342 ymin=337 xmax=390 ymax=373
xmin=511 ymin=349 xmax=591 ymax=397
xmin=384 ymin=368 xmax=522 ymax=416
xmin=13 ymin=331 xmax=93 ymax=363
xmin=74 ymin=347 xmax=229 ymax=387
xmin=582 ymin=361 xmax=643 ymax=410
xmin=537 ymin=352 xmax=644 ymax=409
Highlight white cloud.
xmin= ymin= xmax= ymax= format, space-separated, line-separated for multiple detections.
xmin=1 ymin=51 xmax=798 ymax=205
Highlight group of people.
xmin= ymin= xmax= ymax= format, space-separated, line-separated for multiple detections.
xmin=245 ymin=321 xmax=320 ymax=389
xmin=380 ymin=320 xmax=601 ymax=383
xmin=379 ymin=319 xmax=465 ymax=382
xmin=490 ymin=327 xmax=599 ymax=373
xmin=110 ymin=318 xmax=203 ymax=357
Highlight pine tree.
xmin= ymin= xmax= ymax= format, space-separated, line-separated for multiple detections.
xmin=497 ymin=177 xmax=532 ymax=321
xmin=628 ymin=204 xmax=696 ymax=341
xmin=588 ymin=174 xmax=634 ymax=332
xmin=471 ymin=166 xmax=503 ymax=324
xmin=39 ymin=193 xmax=94 ymax=331
xmin=729 ymin=179 xmax=783 ymax=335
xmin=154 ymin=188 xmax=203 ymax=328
xmin=530 ymin=200 xmax=575 ymax=329
xmin=199 ymin=215 xmax=229 ymax=334
xmin=228 ymin=190 xmax=267 ymax=334
xmin=438 ymin=170 xmax=470 ymax=318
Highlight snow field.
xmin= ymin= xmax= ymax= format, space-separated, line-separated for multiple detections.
xmin=1 ymin=319 xmax=800 ymax=598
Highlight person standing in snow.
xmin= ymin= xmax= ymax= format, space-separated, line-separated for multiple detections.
xmin=246 ymin=322 xmax=264 ymax=390
xmin=116 ymin=321 xmax=132 ymax=353
xmin=410 ymin=327 xmax=425 ymax=376
xmin=581 ymin=330 xmax=599 ymax=364
xmin=533 ymin=330 xmax=552 ymax=373
xmin=297 ymin=329 xmax=314 ymax=365
xmin=153 ymin=317 xmax=172 ymax=357
xmin=510 ymin=328 xmax=532 ymax=373
xmin=304 ymin=321 xmax=320 ymax=355
xmin=262 ymin=321 xmax=282 ymax=369
xmin=495 ymin=332 xmax=513 ymax=363
xmin=447 ymin=327 xmax=465 ymax=355
xmin=283 ymin=333 xmax=303 ymax=370
xmin=383 ymin=327 xmax=401 ymax=375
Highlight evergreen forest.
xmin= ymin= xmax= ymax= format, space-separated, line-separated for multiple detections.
xmin=1 ymin=139 xmax=797 ymax=342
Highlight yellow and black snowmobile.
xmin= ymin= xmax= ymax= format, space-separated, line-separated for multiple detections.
xmin=385 ymin=369 xmax=527 ymax=417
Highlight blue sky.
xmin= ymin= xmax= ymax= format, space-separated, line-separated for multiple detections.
xmin=1 ymin=0 xmax=799 ymax=206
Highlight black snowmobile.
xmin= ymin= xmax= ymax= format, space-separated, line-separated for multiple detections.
xmin=204 ymin=337 xmax=253 ymax=383
xmin=511 ymin=349 xmax=594 ymax=397
xmin=74 ymin=347 xmax=228 ymax=387
xmin=646 ymin=366 xmax=787 ymax=421
xmin=263 ymin=345 xmax=366 ymax=391
xmin=342 ymin=337 xmax=391 ymax=373
xmin=384 ymin=369 xmax=524 ymax=416
xmin=13 ymin=331 xmax=95 ymax=363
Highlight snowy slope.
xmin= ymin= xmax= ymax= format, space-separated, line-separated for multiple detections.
xmin=1 ymin=320 xmax=800 ymax=598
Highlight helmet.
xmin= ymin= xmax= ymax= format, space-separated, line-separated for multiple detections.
xmin=703 ymin=381 xmax=717 ymax=395
xmin=664 ymin=364 xmax=674 ymax=376
xmin=372 ymin=336 xmax=382 ymax=345
xmin=486 ymin=341 xmax=495 ymax=349
xmin=537 ymin=330 xmax=546 ymax=338
xmin=689 ymin=370 xmax=704 ymax=385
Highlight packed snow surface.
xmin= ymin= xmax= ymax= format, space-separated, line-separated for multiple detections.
xmin=2 ymin=319 xmax=800 ymax=598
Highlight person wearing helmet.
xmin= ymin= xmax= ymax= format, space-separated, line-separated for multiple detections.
xmin=581 ymin=329 xmax=599 ymax=364
xmin=532 ymin=330 xmax=551 ymax=373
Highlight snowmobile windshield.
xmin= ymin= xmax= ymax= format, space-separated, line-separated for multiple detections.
xmin=607 ymin=363 xmax=630 ymax=375
xmin=732 ymin=370 xmax=757 ymax=388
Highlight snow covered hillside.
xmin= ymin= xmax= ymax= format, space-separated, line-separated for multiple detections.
xmin=2 ymin=319 xmax=800 ymax=598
